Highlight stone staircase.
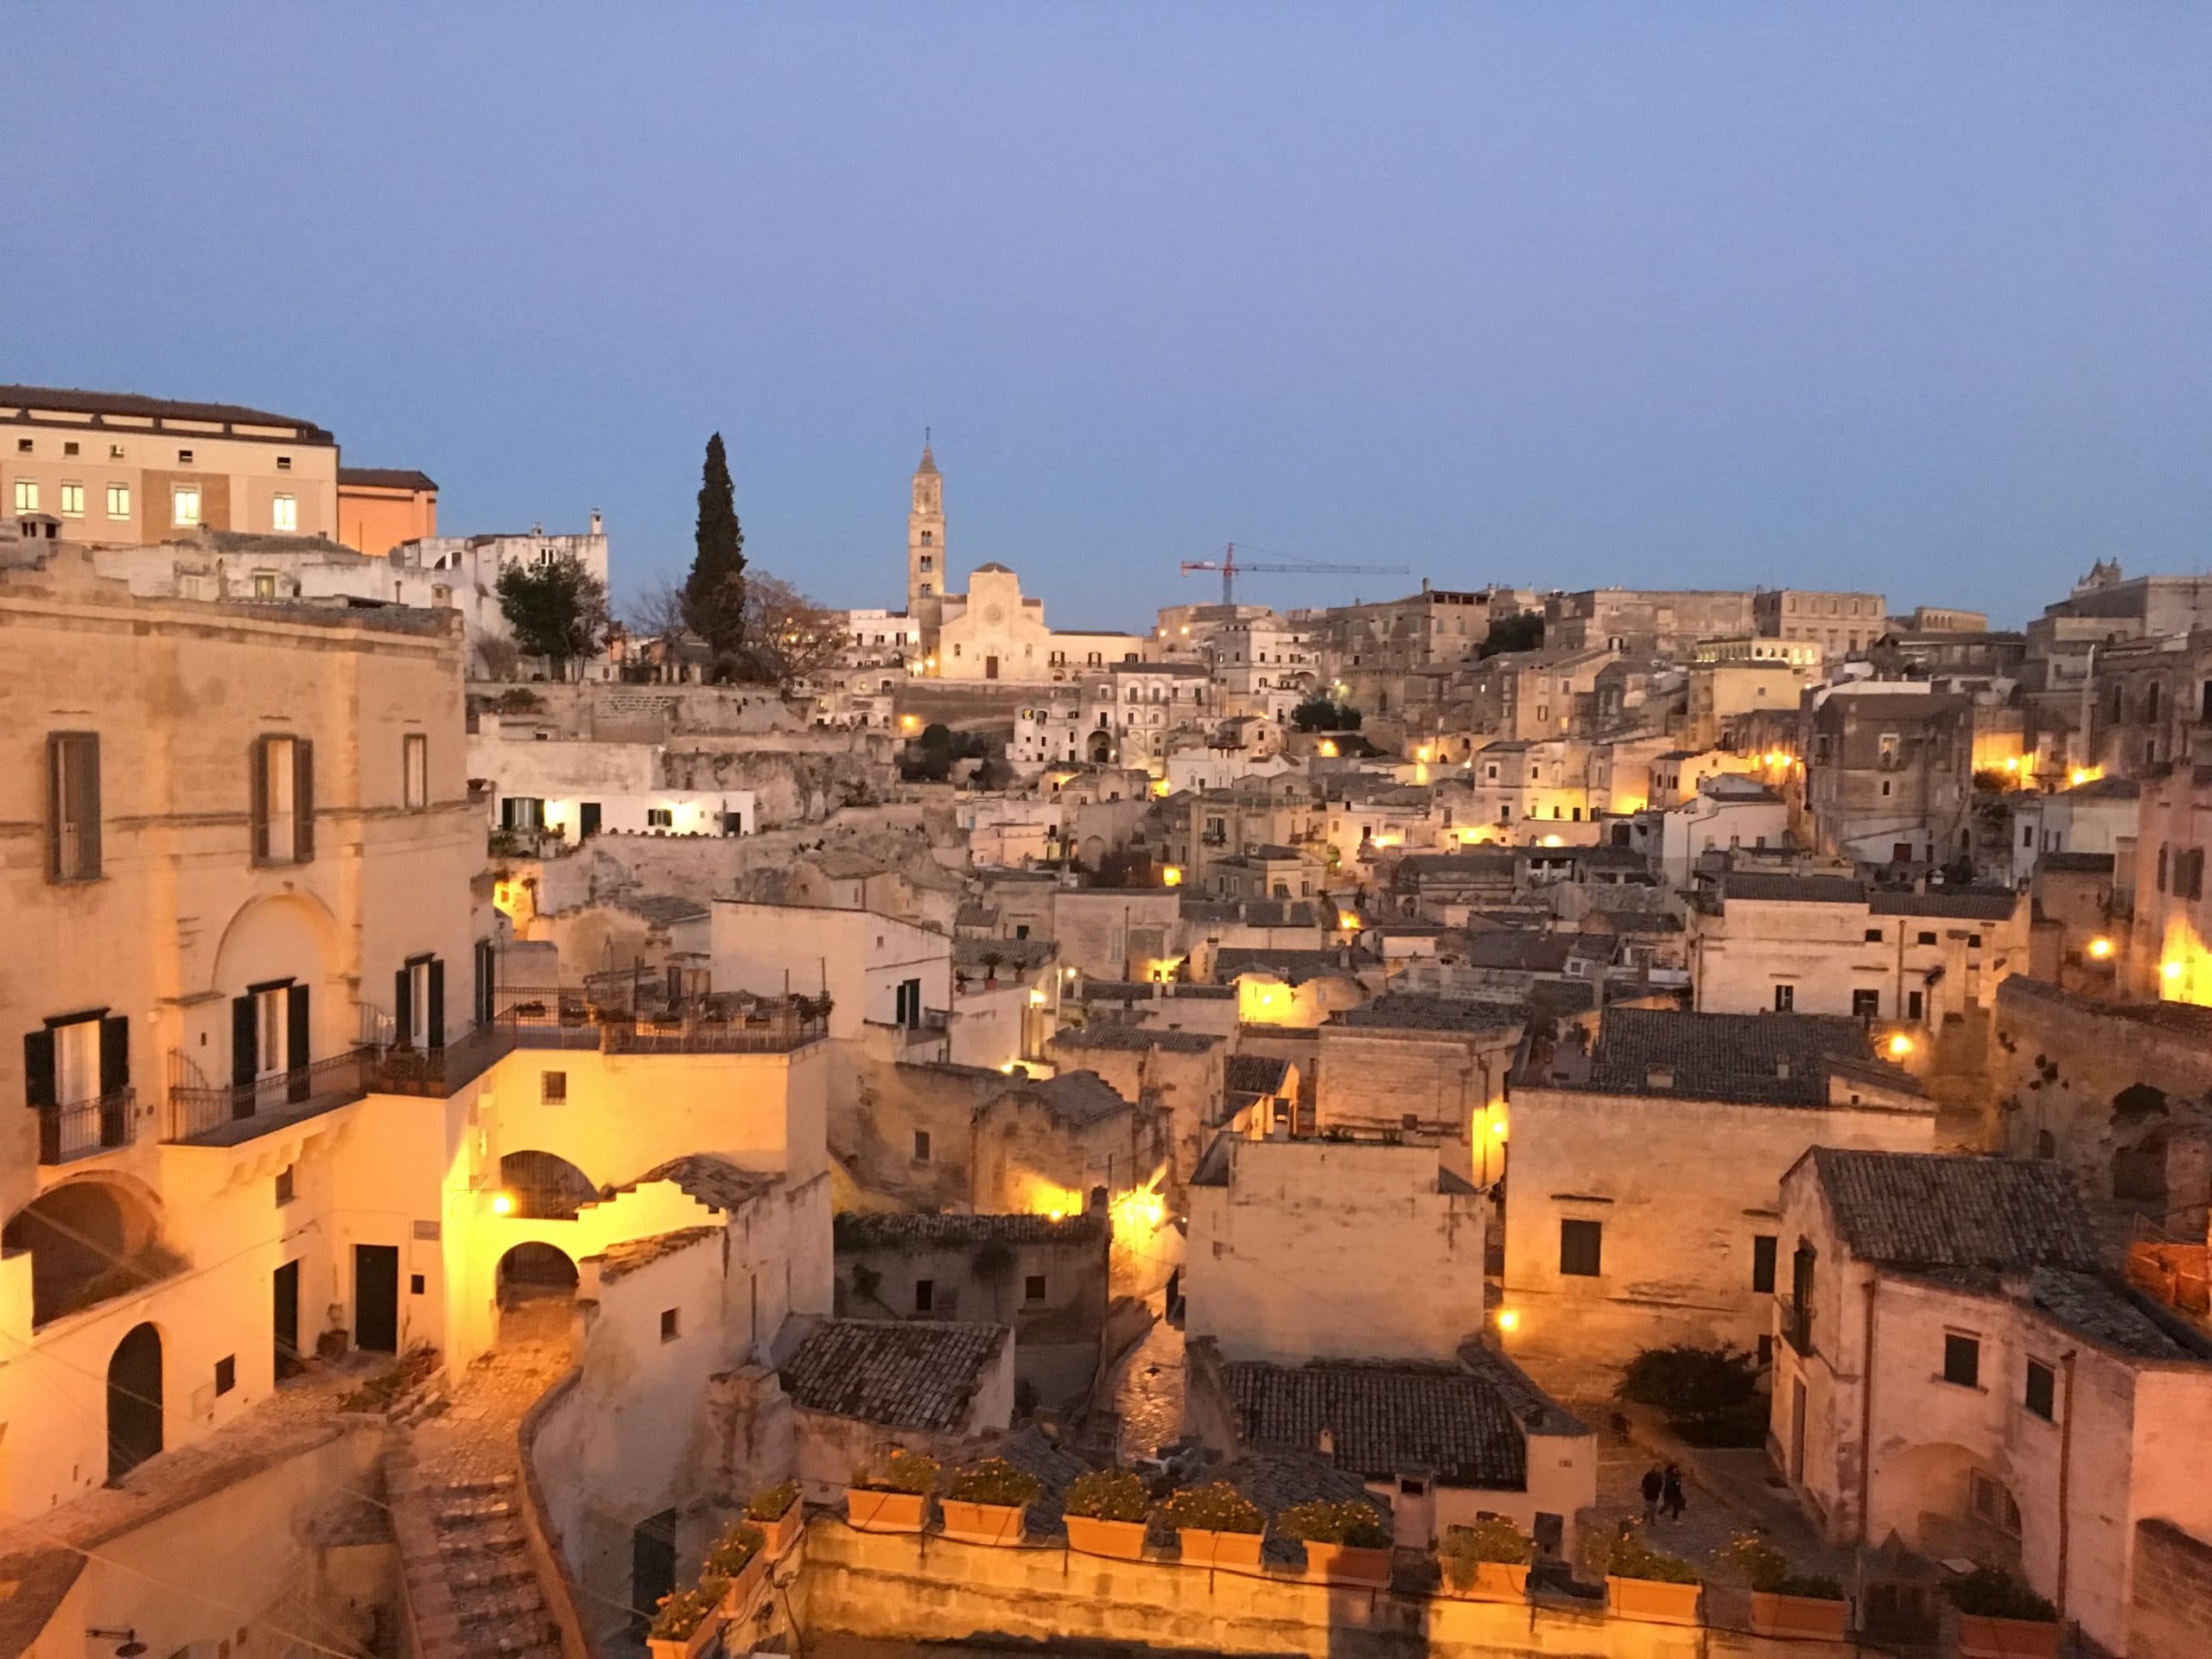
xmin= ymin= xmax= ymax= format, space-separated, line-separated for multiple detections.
xmin=388 ymin=1451 xmax=564 ymax=1659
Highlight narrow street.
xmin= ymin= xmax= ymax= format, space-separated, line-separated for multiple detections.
xmin=1103 ymin=1296 xmax=1185 ymax=1462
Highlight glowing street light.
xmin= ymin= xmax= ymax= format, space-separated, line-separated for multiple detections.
xmin=490 ymin=1191 xmax=516 ymax=1216
xmin=1887 ymin=1033 xmax=1913 ymax=1058
xmin=2087 ymin=937 xmax=2115 ymax=961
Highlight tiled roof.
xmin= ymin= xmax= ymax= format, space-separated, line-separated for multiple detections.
xmin=1030 ymin=1070 xmax=1135 ymax=1125
xmin=2038 ymin=852 xmax=2115 ymax=874
xmin=1330 ymin=994 xmax=1523 ymax=1035
xmin=1592 ymin=909 xmax=1683 ymax=934
xmin=1221 ymin=1359 xmax=1529 ymax=1489
xmin=1721 ymin=874 xmax=1869 ymax=906
xmin=613 ymin=893 xmax=710 ymax=927
xmin=953 ymin=936 xmax=1057 ymax=972
xmin=1583 ymin=1008 xmax=1923 ymax=1107
xmin=1224 ymin=1054 xmax=1292 ymax=1096
xmin=0 ymin=383 xmax=335 ymax=441
xmin=1052 ymin=1020 xmax=1218 ymax=1054
xmin=1867 ymin=888 xmax=2018 ymax=921
xmin=2015 ymin=1268 xmax=2208 ymax=1360
xmin=780 ymin=1318 xmax=1007 ymax=1430
xmin=623 ymin=1154 xmax=774 ymax=1213
xmin=589 ymin=1226 xmax=720 ymax=1283
xmin=338 ymin=466 xmax=437 ymax=491
xmin=2062 ymin=776 xmax=2141 ymax=800
xmin=1216 ymin=947 xmax=1358 ymax=984
xmin=833 ymin=1211 xmax=1106 ymax=1249
xmin=1808 ymin=1149 xmax=2102 ymax=1270
xmin=1997 ymin=975 xmax=2212 ymax=1042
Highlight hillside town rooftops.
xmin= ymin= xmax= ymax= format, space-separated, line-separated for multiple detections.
xmin=1219 ymin=1358 xmax=1529 ymax=1488
xmin=1330 ymin=993 xmax=1523 ymax=1034
xmin=1580 ymin=1008 xmax=1925 ymax=1107
xmin=1052 ymin=1020 xmax=1219 ymax=1054
xmin=780 ymin=1318 xmax=1007 ymax=1429
xmin=833 ymin=1211 xmax=1107 ymax=1249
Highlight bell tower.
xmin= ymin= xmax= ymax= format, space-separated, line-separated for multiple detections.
xmin=907 ymin=442 xmax=944 ymax=618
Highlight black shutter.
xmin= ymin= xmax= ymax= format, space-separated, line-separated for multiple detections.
xmin=293 ymin=740 xmax=315 ymax=861
xmin=76 ymin=735 xmax=101 ymax=880
xmin=44 ymin=734 xmax=64 ymax=880
xmin=250 ymin=739 xmax=271 ymax=863
xmin=232 ymin=995 xmax=258 ymax=1091
xmin=426 ymin=959 xmax=445 ymax=1050
xmin=99 ymin=1014 xmax=129 ymax=1093
xmin=23 ymin=1028 xmax=57 ymax=1108
xmin=394 ymin=968 xmax=412 ymax=1048
xmin=286 ymin=984 xmax=310 ymax=1103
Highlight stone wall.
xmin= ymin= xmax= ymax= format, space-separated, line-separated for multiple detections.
xmin=792 ymin=1519 xmax=1862 ymax=1659
xmin=2129 ymin=1517 xmax=2212 ymax=1659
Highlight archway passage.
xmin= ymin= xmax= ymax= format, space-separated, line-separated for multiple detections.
xmin=1086 ymin=730 xmax=1114 ymax=764
xmin=499 ymin=1150 xmax=598 ymax=1219
xmin=107 ymin=1322 xmax=162 ymax=1482
xmin=495 ymin=1242 xmax=579 ymax=1349
xmin=3 ymin=1180 xmax=170 ymax=1325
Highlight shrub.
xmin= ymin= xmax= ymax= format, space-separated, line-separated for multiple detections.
xmin=1439 ymin=1517 xmax=1533 ymax=1587
xmin=1948 ymin=1567 xmax=2056 ymax=1621
xmin=942 ymin=1458 xmax=1042 ymax=1507
xmin=1718 ymin=1533 xmax=1842 ymax=1599
xmin=855 ymin=1449 xmax=938 ymax=1494
xmin=1161 ymin=1482 xmax=1264 ymax=1535
xmin=1591 ymin=1524 xmax=1700 ymax=1585
xmin=747 ymin=1480 xmax=800 ymax=1522
xmin=702 ymin=1522 xmax=764 ymax=1578
xmin=1615 ymin=1344 xmax=1766 ymax=1445
xmin=1065 ymin=1469 xmax=1150 ymax=1522
xmin=650 ymin=1580 xmax=727 ymax=1641
xmin=1274 ymin=1498 xmax=1390 ymax=1548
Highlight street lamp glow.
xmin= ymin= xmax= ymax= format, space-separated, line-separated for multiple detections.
xmin=2087 ymin=937 xmax=2114 ymax=960
xmin=1887 ymin=1033 xmax=1913 ymax=1058
xmin=1496 ymin=1308 xmax=1519 ymax=1332
xmin=490 ymin=1191 xmax=515 ymax=1216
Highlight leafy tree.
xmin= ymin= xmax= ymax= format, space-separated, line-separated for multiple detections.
xmin=1292 ymin=694 xmax=1362 ymax=732
xmin=685 ymin=431 xmax=747 ymax=662
xmin=1476 ymin=611 xmax=1545 ymax=658
xmin=494 ymin=553 xmax=608 ymax=677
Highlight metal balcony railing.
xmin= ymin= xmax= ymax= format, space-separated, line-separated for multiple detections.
xmin=35 ymin=1087 xmax=137 ymax=1164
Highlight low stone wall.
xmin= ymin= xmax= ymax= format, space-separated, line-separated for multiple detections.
xmin=793 ymin=1519 xmax=1888 ymax=1659
xmin=517 ymin=1370 xmax=594 ymax=1659
xmin=2130 ymin=1517 xmax=2212 ymax=1659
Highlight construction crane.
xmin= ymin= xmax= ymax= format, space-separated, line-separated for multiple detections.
xmin=1179 ymin=543 xmax=1411 ymax=607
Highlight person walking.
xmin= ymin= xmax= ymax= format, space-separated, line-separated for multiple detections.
xmin=1639 ymin=1465 xmax=1663 ymax=1526
xmin=1661 ymin=1463 xmax=1687 ymax=1522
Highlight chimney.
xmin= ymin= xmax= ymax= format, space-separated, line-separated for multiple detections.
xmin=589 ymin=509 xmax=603 ymax=536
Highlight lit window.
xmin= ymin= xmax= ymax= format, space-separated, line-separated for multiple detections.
xmin=11 ymin=479 xmax=37 ymax=513
xmin=271 ymin=493 xmax=297 ymax=532
xmin=58 ymin=483 xmax=84 ymax=518
xmin=173 ymin=484 xmax=201 ymax=527
xmin=105 ymin=483 xmax=131 ymax=518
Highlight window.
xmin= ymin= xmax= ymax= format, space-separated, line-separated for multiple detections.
xmin=108 ymin=442 xmax=125 ymax=461
xmin=252 ymin=573 xmax=277 ymax=600
xmin=1864 ymin=928 xmax=1884 ymax=944
xmin=173 ymin=483 xmax=201 ymax=526
xmin=1559 ymin=1218 xmax=1603 ymax=1277
xmin=271 ymin=493 xmax=297 ymax=532
xmin=58 ymin=482 xmax=84 ymax=518
xmin=914 ymin=1279 xmax=935 ymax=1313
xmin=48 ymin=732 xmax=102 ymax=881
xmin=12 ymin=437 xmax=29 ymax=454
xmin=1024 ymin=1274 xmax=1047 ymax=1303
xmin=11 ymin=479 xmax=37 ymax=512
xmin=912 ymin=1129 xmax=931 ymax=1162
xmin=105 ymin=483 xmax=130 ymax=518
xmin=1967 ymin=932 xmax=1983 ymax=949
xmin=1853 ymin=989 xmax=1880 ymax=1017
xmin=214 ymin=1356 xmax=237 ymax=1395
xmin=659 ymin=1308 xmax=681 ymax=1342
xmin=1968 ymin=1470 xmax=2021 ymax=1535
xmin=645 ymin=808 xmax=674 ymax=828
xmin=251 ymin=735 xmax=314 ymax=865
xmin=541 ymin=1070 xmax=568 ymax=1104
xmin=1773 ymin=983 xmax=1795 ymax=1012
xmin=276 ymin=454 xmax=292 ymax=472
xmin=275 ymin=1165 xmax=296 ymax=1205
xmin=1942 ymin=1332 xmax=1981 ymax=1389
xmin=176 ymin=448 xmax=194 ymax=465
xmin=403 ymin=734 xmax=429 ymax=809
xmin=1751 ymin=1235 xmax=1777 ymax=1294
xmin=1907 ymin=990 xmax=1924 ymax=1020
xmin=1916 ymin=931 xmax=1937 ymax=946
xmin=893 ymin=976 xmax=925 ymax=1028
xmin=2023 ymin=1358 xmax=2057 ymax=1421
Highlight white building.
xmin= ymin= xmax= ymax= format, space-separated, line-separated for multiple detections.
xmin=1657 ymin=773 xmax=1791 ymax=885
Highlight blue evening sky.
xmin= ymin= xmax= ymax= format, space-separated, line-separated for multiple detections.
xmin=10 ymin=3 xmax=2208 ymax=628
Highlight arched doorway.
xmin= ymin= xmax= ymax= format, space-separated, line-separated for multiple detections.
xmin=1086 ymin=730 xmax=1114 ymax=764
xmin=107 ymin=1322 xmax=162 ymax=1482
xmin=495 ymin=1243 xmax=579 ymax=1347
xmin=498 ymin=1151 xmax=598 ymax=1220
xmin=3 ymin=1179 xmax=168 ymax=1326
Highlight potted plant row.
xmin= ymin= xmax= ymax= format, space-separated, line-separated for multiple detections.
xmin=1063 ymin=1469 xmax=1151 ymax=1559
xmin=1161 ymin=1482 xmax=1266 ymax=1568
xmin=1438 ymin=1516 xmax=1534 ymax=1602
xmin=939 ymin=1458 xmax=1042 ymax=1545
xmin=1721 ymin=1534 xmax=1848 ymax=1641
xmin=1594 ymin=1524 xmax=1703 ymax=1626
xmin=749 ymin=1478 xmax=804 ymax=1559
xmin=1276 ymin=1498 xmax=1393 ymax=1586
xmin=647 ymin=1579 xmax=728 ymax=1659
xmin=1950 ymin=1567 xmax=2060 ymax=1659
xmin=847 ymin=1449 xmax=937 ymax=1532
xmin=704 ymin=1520 xmax=769 ymax=1619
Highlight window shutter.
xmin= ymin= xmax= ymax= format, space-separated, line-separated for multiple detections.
xmin=74 ymin=734 xmax=102 ymax=879
xmin=250 ymin=739 xmax=271 ymax=862
xmin=427 ymin=959 xmax=445 ymax=1049
xmin=293 ymin=740 xmax=315 ymax=861
xmin=23 ymin=1028 xmax=57 ymax=1109
xmin=394 ymin=968 xmax=412 ymax=1047
xmin=99 ymin=1014 xmax=129 ymax=1094
xmin=232 ymin=995 xmax=258 ymax=1087
xmin=45 ymin=734 xmax=64 ymax=880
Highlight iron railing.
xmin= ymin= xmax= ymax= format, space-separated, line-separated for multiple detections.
xmin=35 ymin=1087 xmax=137 ymax=1164
xmin=168 ymin=1051 xmax=371 ymax=1145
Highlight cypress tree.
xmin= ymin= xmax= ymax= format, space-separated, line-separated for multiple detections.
xmin=686 ymin=431 xmax=747 ymax=660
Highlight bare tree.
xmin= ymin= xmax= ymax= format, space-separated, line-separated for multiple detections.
xmin=743 ymin=572 xmax=847 ymax=690
xmin=626 ymin=577 xmax=691 ymax=642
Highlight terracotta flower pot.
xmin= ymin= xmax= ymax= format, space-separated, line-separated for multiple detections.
xmin=1957 ymin=1612 xmax=2060 ymax=1659
xmin=760 ymin=1504 xmax=803 ymax=1560
xmin=1750 ymin=1590 xmax=1848 ymax=1640
xmin=1304 ymin=1541 xmax=1392 ymax=1587
xmin=846 ymin=1489 xmax=927 ymax=1533
xmin=1455 ymin=1561 xmax=1530 ymax=1602
xmin=1177 ymin=1527 xmax=1264 ymax=1569
xmin=1606 ymin=1575 xmax=1702 ymax=1626
xmin=646 ymin=1614 xmax=722 ymax=1659
xmin=940 ymin=1499 xmax=1028 ymax=1545
xmin=720 ymin=1552 xmax=768 ymax=1620
xmin=1065 ymin=1516 xmax=1148 ymax=1560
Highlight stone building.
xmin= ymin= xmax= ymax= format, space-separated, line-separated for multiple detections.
xmin=2133 ymin=762 xmax=2212 ymax=1007
xmin=1804 ymin=689 xmax=1975 ymax=867
xmin=1544 ymin=588 xmax=1756 ymax=658
xmin=1771 ymin=1148 xmax=2212 ymax=1657
xmin=779 ymin=1317 xmax=1015 ymax=1506
xmin=1503 ymin=1008 xmax=1935 ymax=1383
xmin=1314 ymin=995 xmax=1523 ymax=1185
xmin=1753 ymin=588 xmax=1886 ymax=658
